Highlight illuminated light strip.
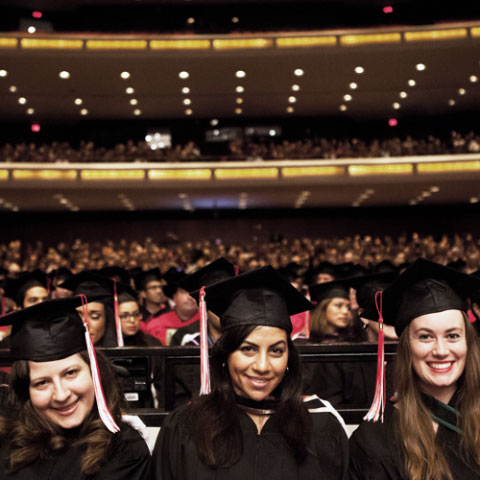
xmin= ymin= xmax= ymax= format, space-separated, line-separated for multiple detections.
xmin=13 ymin=170 xmax=77 ymax=180
xmin=21 ymin=38 xmax=83 ymax=49
xmin=215 ymin=168 xmax=278 ymax=179
xmin=282 ymin=166 xmax=345 ymax=177
xmin=86 ymin=40 xmax=147 ymax=50
xmin=340 ymin=33 xmax=401 ymax=46
xmin=150 ymin=39 xmax=210 ymax=50
xmin=0 ymin=38 xmax=18 ymax=48
xmin=472 ymin=27 xmax=480 ymax=37
xmin=148 ymin=169 xmax=211 ymax=180
xmin=404 ymin=28 xmax=468 ymax=42
xmin=81 ymin=170 xmax=145 ymax=180
xmin=349 ymin=164 xmax=413 ymax=176
xmin=417 ymin=161 xmax=480 ymax=173
xmin=213 ymin=38 xmax=274 ymax=50
xmin=0 ymin=170 xmax=9 ymax=180
xmin=276 ymin=36 xmax=337 ymax=47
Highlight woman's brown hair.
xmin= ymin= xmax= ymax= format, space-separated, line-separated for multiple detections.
xmin=394 ymin=313 xmax=480 ymax=480
xmin=0 ymin=350 xmax=124 ymax=475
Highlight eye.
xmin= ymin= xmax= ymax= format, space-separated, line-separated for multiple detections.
xmin=447 ymin=333 xmax=461 ymax=340
xmin=271 ymin=347 xmax=286 ymax=355
xmin=66 ymin=369 xmax=79 ymax=377
xmin=32 ymin=379 xmax=49 ymax=389
xmin=239 ymin=345 xmax=254 ymax=353
xmin=418 ymin=333 xmax=433 ymax=340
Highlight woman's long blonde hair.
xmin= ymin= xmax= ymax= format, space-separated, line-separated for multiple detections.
xmin=394 ymin=313 xmax=480 ymax=480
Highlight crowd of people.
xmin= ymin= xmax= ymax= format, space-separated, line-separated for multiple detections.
xmin=1 ymin=130 xmax=479 ymax=163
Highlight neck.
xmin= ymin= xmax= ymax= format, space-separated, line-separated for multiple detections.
xmin=420 ymin=383 xmax=457 ymax=405
xmin=145 ymin=301 xmax=162 ymax=314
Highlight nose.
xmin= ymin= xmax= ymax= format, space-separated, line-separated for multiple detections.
xmin=253 ymin=351 xmax=270 ymax=374
xmin=341 ymin=305 xmax=350 ymax=314
xmin=52 ymin=379 xmax=71 ymax=403
xmin=433 ymin=338 xmax=448 ymax=356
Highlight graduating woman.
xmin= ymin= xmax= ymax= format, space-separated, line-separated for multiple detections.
xmin=0 ymin=297 xmax=151 ymax=479
xmin=153 ymin=266 xmax=349 ymax=480
xmin=349 ymin=258 xmax=480 ymax=480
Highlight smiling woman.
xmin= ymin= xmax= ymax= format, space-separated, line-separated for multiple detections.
xmin=349 ymin=259 xmax=480 ymax=480
xmin=153 ymin=265 xmax=349 ymax=480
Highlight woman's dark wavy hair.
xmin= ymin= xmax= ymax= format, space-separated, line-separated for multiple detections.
xmin=185 ymin=324 xmax=311 ymax=467
xmin=94 ymin=300 xmax=118 ymax=347
xmin=0 ymin=350 xmax=125 ymax=475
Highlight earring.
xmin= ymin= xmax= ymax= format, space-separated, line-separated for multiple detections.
xmin=222 ymin=362 xmax=226 ymax=368
xmin=285 ymin=366 xmax=289 ymax=373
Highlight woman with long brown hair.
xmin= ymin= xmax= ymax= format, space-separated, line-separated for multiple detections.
xmin=349 ymin=258 xmax=480 ymax=479
xmin=0 ymin=297 xmax=151 ymax=479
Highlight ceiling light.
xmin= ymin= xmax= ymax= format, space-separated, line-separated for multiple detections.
xmin=470 ymin=197 xmax=479 ymax=204
xmin=179 ymin=71 xmax=190 ymax=79
xmin=185 ymin=108 xmax=193 ymax=115
xmin=236 ymin=98 xmax=243 ymax=104
xmin=291 ymin=84 xmax=300 ymax=91
xmin=59 ymin=70 xmax=70 ymax=79
xmin=80 ymin=108 xmax=88 ymax=115
xmin=236 ymin=70 xmax=246 ymax=78
xmin=288 ymin=96 xmax=296 ymax=103
xmin=408 ymin=79 xmax=416 ymax=87
xmin=430 ymin=186 xmax=440 ymax=192
xmin=0 ymin=70 xmax=7 ymax=77
xmin=343 ymin=94 xmax=352 ymax=101
xmin=133 ymin=109 xmax=142 ymax=115
xmin=126 ymin=87 xmax=134 ymax=94
xmin=121 ymin=71 xmax=131 ymax=79
xmin=28 ymin=26 xmax=36 ymax=34
xmin=286 ymin=106 xmax=294 ymax=113
xmin=458 ymin=88 xmax=466 ymax=95
xmin=415 ymin=63 xmax=426 ymax=71
xmin=232 ymin=17 xmax=239 ymax=23
xmin=182 ymin=87 xmax=190 ymax=94
xmin=421 ymin=191 xmax=431 ymax=197
xmin=339 ymin=104 xmax=347 ymax=111
xmin=235 ymin=85 xmax=244 ymax=93
xmin=470 ymin=75 xmax=478 ymax=83
xmin=235 ymin=108 xmax=243 ymax=114
xmin=31 ymin=123 xmax=40 ymax=133
xmin=399 ymin=91 xmax=408 ymax=98
xmin=354 ymin=66 xmax=364 ymax=74
xmin=409 ymin=200 xmax=417 ymax=206
xmin=9 ymin=85 xmax=17 ymax=92
xmin=18 ymin=97 xmax=27 ymax=104
xmin=26 ymin=108 xmax=35 ymax=115
xmin=393 ymin=102 xmax=401 ymax=109
xmin=448 ymin=99 xmax=456 ymax=106
xmin=349 ymin=82 xmax=358 ymax=89
xmin=183 ymin=98 xmax=191 ymax=105
xmin=388 ymin=118 xmax=398 ymax=127
xmin=74 ymin=98 xmax=83 ymax=105
xmin=210 ymin=118 xmax=219 ymax=126
xmin=130 ymin=98 xmax=138 ymax=105
xmin=186 ymin=17 xmax=195 ymax=24
xmin=294 ymin=68 xmax=304 ymax=76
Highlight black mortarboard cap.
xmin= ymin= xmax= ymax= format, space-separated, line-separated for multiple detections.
xmin=373 ymin=260 xmax=397 ymax=274
xmin=58 ymin=271 xmax=114 ymax=298
xmin=98 ymin=266 xmax=130 ymax=285
xmin=470 ymin=269 xmax=480 ymax=303
xmin=196 ymin=266 xmax=313 ymax=334
xmin=133 ymin=268 xmax=163 ymax=291
xmin=363 ymin=258 xmax=480 ymax=336
xmin=309 ymin=279 xmax=350 ymax=304
xmin=315 ymin=261 xmax=337 ymax=279
xmin=163 ymin=267 xmax=187 ymax=299
xmin=0 ymin=297 xmax=93 ymax=362
xmin=179 ymin=257 xmax=237 ymax=292
xmin=117 ymin=283 xmax=139 ymax=304
xmin=277 ymin=262 xmax=306 ymax=284
xmin=13 ymin=270 xmax=48 ymax=305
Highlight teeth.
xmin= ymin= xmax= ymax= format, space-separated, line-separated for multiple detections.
xmin=429 ymin=362 xmax=452 ymax=369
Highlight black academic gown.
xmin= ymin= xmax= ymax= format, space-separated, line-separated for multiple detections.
xmin=0 ymin=423 xmax=151 ymax=480
xmin=153 ymin=396 xmax=349 ymax=480
xmin=348 ymin=394 xmax=480 ymax=479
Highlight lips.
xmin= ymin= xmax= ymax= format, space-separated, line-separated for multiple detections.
xmin=246 ymin=376 xmax=272 ymax=389
xmin=53 ymin=400 xmax=79 ymax=416
xmin=427 ymin=361 xmax=453 ymax=372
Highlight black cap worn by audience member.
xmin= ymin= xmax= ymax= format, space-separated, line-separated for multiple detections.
xmin=59 ymin=271 xmax=115 ymax=298
xmin=196 ymin=266 xmax=314 ymax=334
xmin=308 ymin=278 xmax=350 ymax=305
xmin=0 ymin=297 xmax=120 ymax=433
xmin=98 ymin=266 xmax=130 ymax=285
xmin=179 ymin=257 xmax=237 ymax=293
xmin=12 ymin=270 xmax=48 ymax=306
xmin=163 ymin=267 xmax=187 ymax=299
xmin=315 ymin=261 xmax=338 ymax=279
xmin=133 ymin=268 xmax=164 ymax=292
xmin=363 ymin=258 xmax=480 ymax=336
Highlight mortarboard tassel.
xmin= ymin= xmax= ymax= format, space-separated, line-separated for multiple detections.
xmin=79 ymin=294 xmax=120 ymax=433
xmin=1 ymin=297 xmax=5 ymax=317
xmin=364 ymin=291 xmax=386 ymax=423
xmin=46 ymin=277 xmax=52 ymax=297
xmin=113 ymin=280 xmax=124 ymax=347
xmin=199 ymin=286 xmax=211 ymax=395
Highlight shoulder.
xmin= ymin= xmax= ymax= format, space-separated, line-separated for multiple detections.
xmin=110 ymin=422 xmax=151 ymax=460
xmin=303 ymin=395 xmax=348 ymax=435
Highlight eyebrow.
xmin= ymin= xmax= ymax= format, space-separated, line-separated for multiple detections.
xmin=414 ymin=327 xmax=463 ymax=334
xmin=30 ymin=364 xmax=82 ymax=382
xmin=242 ymin=340 xmax=287 ymax=348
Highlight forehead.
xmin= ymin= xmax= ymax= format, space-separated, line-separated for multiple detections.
xmin=29 ymin=353 xmax=87 ymax=379
xmin=410 ymin=309 xmax=465 ymax=331
xmin=26 ymin=286 xmax=48 ymax=296
xmin=242 ymin=326 xmax=287 ymax=344
xmin=76 ymin=301 xmax=105 ymax=313
xmin=119 ymin=300 xmax=139 ymax=311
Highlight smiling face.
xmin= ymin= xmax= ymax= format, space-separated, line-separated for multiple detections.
xmin=409 ymin=309 xmax=467 ymax=403
xmin=29 ymin=353 xmax=95 ymax=429
xmin=228 ymin=326 xmax=288 ymax=402
xmin=325 ymin=297 xmax=351 ymax=333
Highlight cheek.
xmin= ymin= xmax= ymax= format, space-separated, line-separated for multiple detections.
xmin=29 ymin=388 xmax=49 ymax=410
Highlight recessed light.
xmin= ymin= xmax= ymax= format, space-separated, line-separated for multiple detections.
xmin=186 ymin=17 xmax=195 ymax=24
xmin=210 ymin=119 xmax=219 ymax=126
xmin=470 ymin=197 xmax=479 ymax=204
xmin=343 ymin=94 xmax=352 ymax=102
xmin=18 ymin=97 xmax=27 ymax=105
xmin=235 ymin=108 xmax=243 ymax=114
xmin=339 ymin=104 xmax=347 ymax=111
xmin=235 ymin=70 xmax=246 ymax=78
xmin=74 ymin=98 xmax=83 ymax=105
xmin=354 ymin=66 xmax=364 ymax=74
xmin=28 ymin=26 xmax=36 ymax=34
xmin=0 ymin=70 xmax=7 ymax=77
xmin=430 ymin=186 xmax=440 ymax=192
xmin=26 ymin=108 xmax=35 ymax=115
xmin=80 ymin=108 xmax=88 ymax=115
xmin=183 ymin=98 xmax=192 ymax=105
xmin=9 ymin=85 xmax=17 ymax=92
xmin=399 ymin=91 xmax=408 ymax=98
xmin=409 ymin=200 xmax=417 ymax=206
xmin=133 ymin=109 xmax=142 ymax=115
xmin=422 ymin=191 xmax=431 ymax=198
xmin=294 ymin=68 xmax=304 ymax=76
xmin=59 ymin=71 xmax=70 ymax=79
xmin=232 ymin=17 xmax=239 ymax=23
xmin=415 ymin=63 xmax=426 ymax=71
xmin=458 ymin=88 xmax=466 ymax=95
xmin=235 ymin=85 xmax=244 ymax=93
xmin=236 ymin=98 xmax=243 ymax=104
xmin=470 ymin=75 xmax=478 ymax=83
xmin=120 ymin=71 xmax=131 ymax=79
xmin=408 ymin=79 xmax=416 ymax=87
xmin=393 ymin=102 xmax=401 ymax=109
xmin=286 ymin=106 xmax=294 ymax=113
xmin=288 ymin=96 xmax=296 ymax=103
xmin=130 ymin=98 xmax=138 ymax=105
xmin=179 ymin=71 xmax=190 ymax=79
xmin=349 ymin=82 xmax=358 ymax=89
xmin=185 ymin=108 xmax=193 ymax=115
xmin=126 ymin=87 xmax=134 ymax=94
xmin=448 ymin=99 xmax=456 ymax=106
xmin=291 ymin=84 xmax=300 ymax=91
xmin=182 ymin=87 xmax=190 ymax=94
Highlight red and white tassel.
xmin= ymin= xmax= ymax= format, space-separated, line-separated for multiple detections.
xmin=199 ymin=286 xmax=211 ymax=395
xmin=113 ymin=280 xmax=124 ymax=347
xmin=79 ymin=294 xmax=120 ymax=433
xmin=364 ymin=291 xmax=386 ymax=423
